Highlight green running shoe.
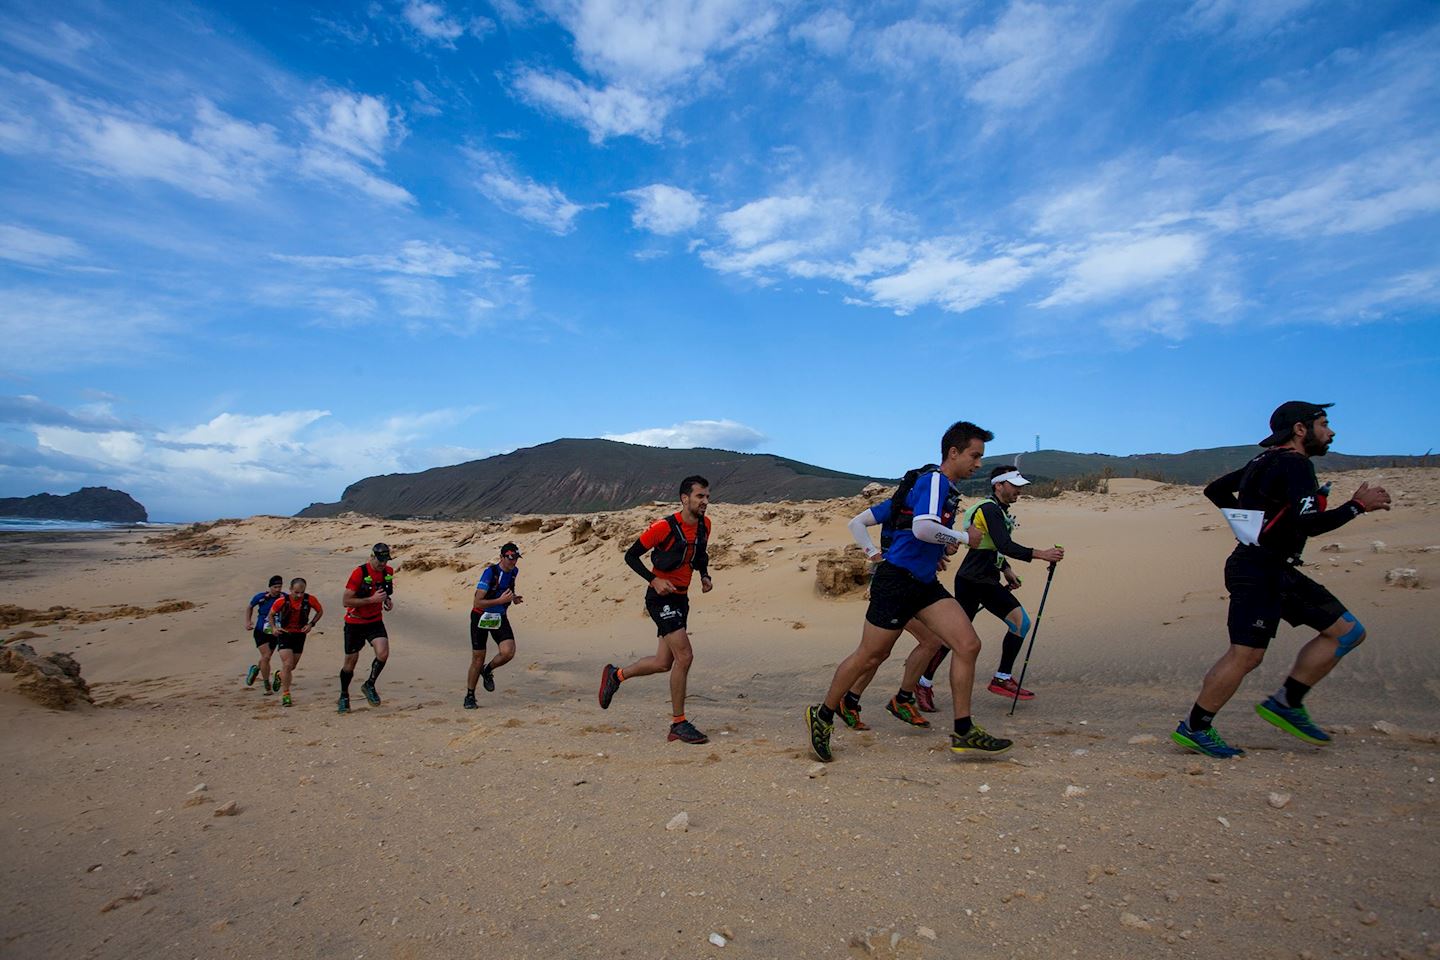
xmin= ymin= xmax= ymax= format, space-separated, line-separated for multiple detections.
xmin=246 ymin=664 xmax=259 ymax=686
xmin=360 ymin=680 xmax=380 ymax=706
xmin=1255 ymin=697 xmax=1331 ymax=745
xmin=838 ymin=702 xmax=869 ymax=730
xmin=1171 ymin=721 xmax=1244 ymax=758
xmin=886 ymin=696 xmax=930 ymax=727
xmin=282 ymin=693 xmax=292 ymax=708
xmin=337 ymin=695 xmax=350 ymax=714
xmin=949 ymin=723 xmax=1013 ymax=756
xmin=806 ymin=704 xmax=834 ymax=763
xmin=271 ymin=672 xmax=283 ymax=692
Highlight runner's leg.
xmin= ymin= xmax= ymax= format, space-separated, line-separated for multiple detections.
xmin=258 ymin=642 xmax=274 ymax=688
xmin=278 ymin=648 xmax=296 ymax=695
xmin=489 ymin=638 xmax=516 ymax=673
xmin=913 ymin=597 xmax=981 ymax=723
xmin=467 ymin=649 xmax=486 ymax=691
xmin=1194 ymin=645 xmax=1266 ymax=717
xmin=823 ymin=622 xmax=904 ymax=711
xmin=662 ymin=629 xmax=693 ymax=719
xmin=619 ymin=635 xmax=677 ymax=680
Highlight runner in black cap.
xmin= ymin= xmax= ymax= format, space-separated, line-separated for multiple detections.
xmin=338 ymin=542 xmax=394 ymax=713
xmin=465 ymin=542 xmax=523 ymax=708
xmin=1172 ymin=402 xmax=1391 ymax=758
xmin=244 ymin=574 xmax=285 ymax=695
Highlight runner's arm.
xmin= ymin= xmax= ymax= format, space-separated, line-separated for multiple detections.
xmin=1291 ymin=490 xmax=1363 ymax=535
xmin=848 ymin=508 xmax=882 ymax=559
xmin=624 ymin=539 xmax=655 ymax=582
xmin=1204 ymin=468 xmax=1243 ymax=509
xmin=979 ymin=502 xmax=1034 ymax=563
xmin=912 ymin=517 xmax=971 ymax=548
xmin=308 ymin=595 xmax=323 ymax=627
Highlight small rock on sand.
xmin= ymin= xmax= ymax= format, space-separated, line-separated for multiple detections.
xmin=1127 ymin=734 xmax=1157 ymax=745
xmin=1268 ymin=792 xmax=1292 ymax=809
xmin=1385 ymin=568 xmax=1421 ymax=588
xmin=1370 ymin=541 xmax=1387 ymax=553
xmin=212 ymin=801 xmax=239 ymax=817
xmin=666 ymin=812 xmax=689 ymax=832
xmin=708 ymin=932 xmax=727 ymax=947
xmin=1064 ymin=785 xmax=1088 ymax=798
xmin=1372 ymin=720 xmax=1402 ymax=735
xmin=807 ymin=763 xmax=827 ymax=778
xmin=1320 ymin=542 xmax=1342 ymax=552
xmin=1120 ymin=912 xmax=1152 ymax=931
xmin=916 ymin=927 xmax=937 ymax=941
xmin=188 ymin=783 xmax=208 ymax=794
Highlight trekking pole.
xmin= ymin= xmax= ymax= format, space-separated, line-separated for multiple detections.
xmin=1010 ymin=547 xmax=1060 ymax=717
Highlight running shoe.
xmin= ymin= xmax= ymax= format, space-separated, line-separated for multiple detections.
xmin=463 ymin=692 xmax=478 ymax=710
xmin=949 ymin=723 xmax=1013 ymax=756
xmin=987 ymin=676 xmax=1034 ymax=701
xmin=667 ymin=720 xmax=709 ymax=744
xmin=805 ymin=704 xmax=834 ymax=763
xmin=1255 ymin=697 xmax=1331 ymax=745
xmin=263 ymin=687 xmax=273 ymax=697
xmin=337 ymin=695 xmax=350 ymax=714
xmin=246 ymin=664 xmax=259 ymax=686
xmin=886 ymin=696 xmax=930 ymax=727
xmin=915 ymin=684 xmax=937 ymax=713
xmin=360 ymin=680 xmax=380 ymax=706
xmin=481 ymin=666 xmax=495 ymax=693
xmin=1170 ymin=721 xmax=1244 ymax=758
xmin=281 ymin=693 xmax=292 ymax=708
xmin=272 ymin=672 xmax=283 ymax=693
xmin=838 ymin=702 xmax=869 ymax=730
xmin=597 ymin=664 xmax=621 ymax=709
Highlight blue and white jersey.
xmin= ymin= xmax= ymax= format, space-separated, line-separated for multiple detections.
xmin=883 ymin=470 xmax=961 ymax=583
xmin=870 ymin=499 xmax=893 ymax=526
xmin=474 ymin=564 xmax=519 ymax=616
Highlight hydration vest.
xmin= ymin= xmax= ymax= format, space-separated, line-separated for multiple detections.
xmin=651 ymin=513 xmax=708 ymax=573
xmin=274 ymin=594 xmax=312 ymax=632
xmin=353 ymin=564 xmax=394 ymax=598
xmin=879 ymin=465 xmax=959 ymax=550
xmin=962 ymin=498 xmax=1016 ymax=568
xmin=477 ymin=564 xmax=512 ymax=603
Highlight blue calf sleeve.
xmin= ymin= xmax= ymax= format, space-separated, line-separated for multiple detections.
xmin=1011 ymin=607 xmax=1032 ymax=639
xmin=1334 ymin=613 xmax=1365 ymax=658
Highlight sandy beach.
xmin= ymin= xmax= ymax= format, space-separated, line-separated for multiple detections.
xmin=3 ymin=469 xmax=1438 ymax=959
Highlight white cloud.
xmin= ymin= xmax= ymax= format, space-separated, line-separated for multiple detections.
xmin=1038 ymin=233 xmax=1206 ymax=307
xmin=603 ymin=418 xmax=767 ymax=450
xmin=0 ymin=223 xmax=84 ymax=267
xmin=512 ymin=0 xmax=779 ymax=141
xmin=866 ymin=244 xmax=1034 ymax=315
xmin=717 ymin=195 xmax=816 ymax=248
xmin=512 ymin=70 xmax=665 ymax=143
xmin=469 ymin=150 xmax=595 ymax=234
xmin=0 ymin=288 xmax=176 ymax=370
xmin=790 ymin=10 xmax=853 ymax=56
xmin=1184 ymin=0 xmax=1317 ymax=39
xmin=273 ymin=240 xmax=499 ymax=276
xmin=302 ymin=90 xmax=403 ymax=163
xmin=402 ymin=1 xmax=465 ymax=42
xmin=1244 ymin=148 xmax=1440 ymax=238
xmin=296 ymin=147 xmax=414 ymax=206
xmin=623 ymin=184 xmax=704 ymax=235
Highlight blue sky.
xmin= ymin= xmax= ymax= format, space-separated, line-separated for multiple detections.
xmin=1 ymin=0 xmax=1437 ymax=521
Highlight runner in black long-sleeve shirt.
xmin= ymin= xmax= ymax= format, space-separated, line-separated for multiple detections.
xmin=917 ymin=466 xmax=1063 ymax=708
xmin=1172 ymin=402 xmax=1390 ymax=759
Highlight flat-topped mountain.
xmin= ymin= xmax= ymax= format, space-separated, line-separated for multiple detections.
xmin=297 ymin=438 xmax=886 ymax=520
xmin=0 ymin=487 xmax=148 ymax=522
xmin=985 ymin=446 xmax=1430 ymax=487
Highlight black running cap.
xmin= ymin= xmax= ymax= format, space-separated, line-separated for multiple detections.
xmin=501 ymin=542 xmax=522 ymax=558
xmin=268 ymin=575 xmax=283 ymax=586
xmin=371 ymin=542 xmax=391 ymax=558
xmin=1260 ymin=401 xmax=1333 ymax=447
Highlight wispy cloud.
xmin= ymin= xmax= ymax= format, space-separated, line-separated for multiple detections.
xmin=603 ymin=418 xmax=767 ymax=451
xmin=468 ymin=148 xmax=596 ymax=234
xmin=0 ymin=223 xmax=85 ymax=267
xmin=622 ymin=183 xmax=704 ymax=235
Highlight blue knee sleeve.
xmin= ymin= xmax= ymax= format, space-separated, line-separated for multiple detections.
xmin=1335 ymin=613 xmax=1365 ymax=659
xmin=1012 ymin=607 xmax=1031 ymax=640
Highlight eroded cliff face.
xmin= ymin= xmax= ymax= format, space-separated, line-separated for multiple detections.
xmin=0 ymin=487 xmax=148 ymax=522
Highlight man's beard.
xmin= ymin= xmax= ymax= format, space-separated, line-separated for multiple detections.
xmin=1302 ymin=432 xmax=1330 ymax=456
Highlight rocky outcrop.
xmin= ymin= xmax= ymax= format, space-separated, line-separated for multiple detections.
xmin=815 ymin=548 xmax=871 ymax=597
xmin=0 ymin=487 xmax=147 ymax=522
xmin=0 ymin=643 xmax=92 ymax=708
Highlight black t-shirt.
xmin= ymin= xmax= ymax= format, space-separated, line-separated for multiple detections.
xmin=1204 ymin=449 xmax=1362 ymax=565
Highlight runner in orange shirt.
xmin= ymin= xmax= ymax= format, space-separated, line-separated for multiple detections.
xmin=597 ymin=475 xmax=713 ymax=744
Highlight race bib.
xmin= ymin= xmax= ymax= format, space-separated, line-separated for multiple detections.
xmin=477 ymin=612 xmax=503 ymax=629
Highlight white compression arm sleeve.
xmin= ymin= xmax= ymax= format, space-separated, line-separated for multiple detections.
xmin=848 ymin=508 xmax=881 ymax=556
xmin=912 ymin=516 xmax=968 ymax=548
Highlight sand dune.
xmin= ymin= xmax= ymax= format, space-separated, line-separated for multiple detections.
xmin=2 ymin=468 xmax=1438 ymax=959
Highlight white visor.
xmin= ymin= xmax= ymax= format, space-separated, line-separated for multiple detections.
xmin=992 ymin=470 xmax=1030 ymax=487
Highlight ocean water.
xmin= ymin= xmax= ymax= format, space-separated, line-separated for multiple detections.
xmin=0 ymin=517 xmax=159 ymax=533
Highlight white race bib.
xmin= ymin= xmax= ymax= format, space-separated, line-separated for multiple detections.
xmin=477 ymin=612 xmax=503 ymax=629
xmin=1221 ymin=508 xmax=1264 ymax=546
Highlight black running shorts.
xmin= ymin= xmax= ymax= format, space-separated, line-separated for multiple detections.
xmin=343 ymin=619 xmax=388 ymax=655
xmin=953 ymin=577 xmax=1021 ymax=624
xmin=469 ymin=609 xmax=516 ymax=650
xmin=273 ymin=631 xmax=307 ymax=655
xmin=253 ymin=627 xmax=273 ymax=648
xmin=865 ymin=562 xmax=951 ymax=629
xmin=645 ymin=590 xmax=690 ymax=637
xmin=1224 ymin=547 xmax=1347 ymax=649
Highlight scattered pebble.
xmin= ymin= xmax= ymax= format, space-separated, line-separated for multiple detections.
xmin=916 ymin=927 xmax=936 ymax=941
xmin=1385 ymin=568 xmax=1422 ymax=588
xmin=1268 ymin=792 xmax=1292 ymax=810
xmin=666 ymin=812 xmax=689 ymax=832
xmin=1359 ymin=911 xmax=1379 ymax=926
xmin=188 ymin=783 xmax=208 ymax=795
xmin=1373 ymin=720 xmax=1402 ymax=736
xmin=806 ymin=763 xmax=827 ymax=779
xmin=1320 ymin=542 xmax=1342 ymax=552
xmin=1064 ymin=785 xmax=1088 ymax=798
xmin=1127 ymin=734 xmax=1157 ymax=745
xmin=1370 ymin=541 xmax=1387 ymax=553
xmin=978 ymin=784 xmax=990 ymax=794
xmin=212 ymin=801 xmax=239 ymax=817
xmin=1216 ymin=816 xmax=1230 ymax=828
xmin=1120 ymin=912 xmax=1152 ymax=931
xmin=1206 ymin=873 xmax=1226 ymax=884
xmin=708 ymin=932 xmax=727 ymax=947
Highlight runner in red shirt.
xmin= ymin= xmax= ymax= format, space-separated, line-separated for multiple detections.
xmin=597 ymin=475 xmax=714 ymax=744
xmin=338 ymin=543 xmax=394 ymax=713
xmin=267 ymin=577 xmax=323 ymax=707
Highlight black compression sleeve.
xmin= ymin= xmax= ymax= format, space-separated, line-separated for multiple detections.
xmin=982 ymin=502 xmax=1034 ymax=563
xmin=624 ymin=540 xmax=655 ymax=582
xmin=1296 ymin=500 xmax=1363 ymax=536
xmin=1204 ymin=468 xmax=1243 ymax=509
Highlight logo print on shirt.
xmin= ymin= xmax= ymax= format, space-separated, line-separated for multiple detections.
xmin=1299 ymin=496 xmax=1316 ymax=515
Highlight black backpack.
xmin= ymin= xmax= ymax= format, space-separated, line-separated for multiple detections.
xmin=651 ymin=513 xmax=709 ymax=573
xmin=879 ymin=464 xmax=940 ymax=551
